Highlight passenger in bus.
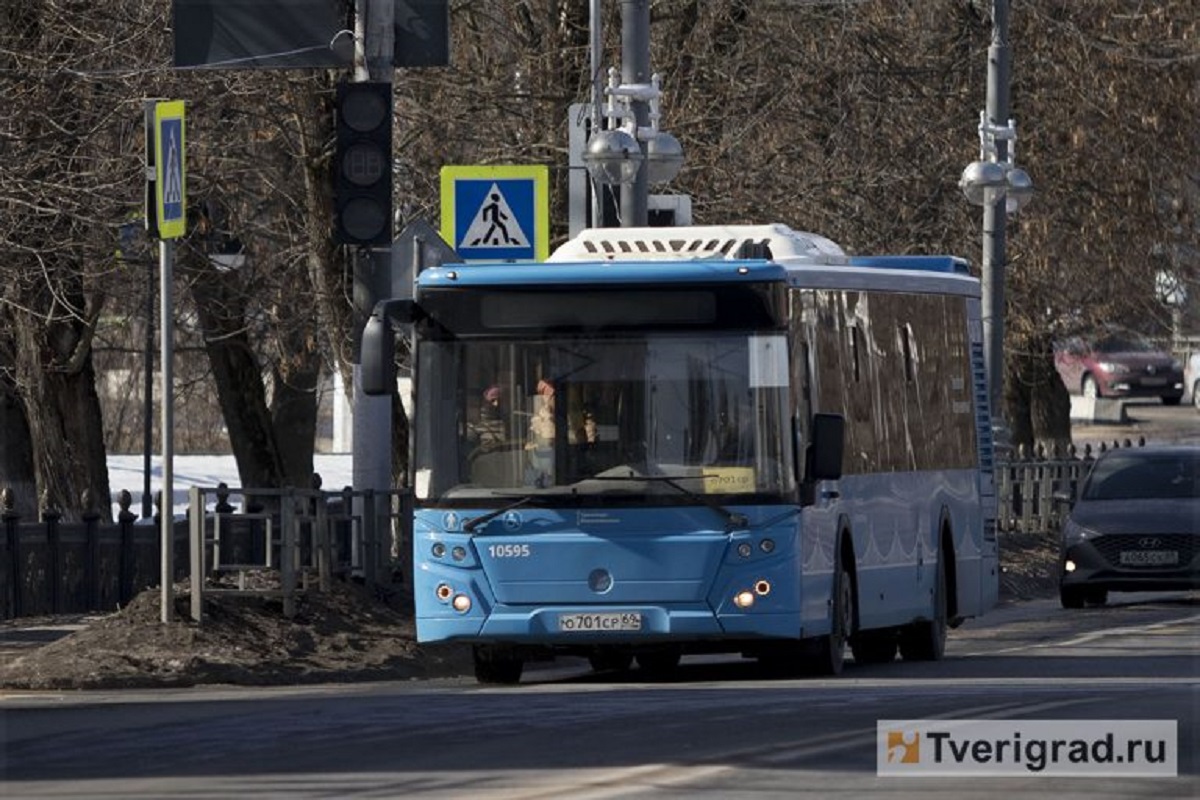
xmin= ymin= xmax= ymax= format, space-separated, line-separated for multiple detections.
xmin=469 ymin=385 xmax=508 ymax=451
xmin=528 ymin=379 xmax=556 ymax=446
xmin=525 ymin=379 xmax=557 ymax=485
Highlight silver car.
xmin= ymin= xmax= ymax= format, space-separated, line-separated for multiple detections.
xmin=1057 ymin=445 xmax=1199 ymax=608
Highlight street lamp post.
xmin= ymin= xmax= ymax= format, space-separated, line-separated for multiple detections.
xmin=583 ymin=0 xmax=683 ymax=227
xmin=959 ymin=0 xmax=1032 ymax=420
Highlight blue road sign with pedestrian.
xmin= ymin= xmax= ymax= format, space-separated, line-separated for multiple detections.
xmin=441 ymin=165 xmax=549 ymax=262
xmin=152 ymin=100 xmax=187 ymax=240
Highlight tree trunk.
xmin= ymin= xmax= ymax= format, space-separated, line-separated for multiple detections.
xmin=270 ymin=345 xmax=321 ymax=491
xmin=13 ymin=320 xmax=112 ymax=523
xmin=0 ymin=368 xmax=37 ymax=519
xmin=1004 ymin=336 xmax=1072 ymax=457
xmin=186 ymin=260 xmax=286 ymax=495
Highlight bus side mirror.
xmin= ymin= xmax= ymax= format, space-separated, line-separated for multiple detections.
xmin=808 ymin=413 xmax=845 ymax=481
xmin=361 ymin=299 xmax=418 ymax=396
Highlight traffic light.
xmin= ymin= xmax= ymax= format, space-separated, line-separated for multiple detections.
xmin=334 ymin=81 xmax=393 ymax=246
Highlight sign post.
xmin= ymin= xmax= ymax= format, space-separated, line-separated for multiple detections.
xmin=146 ymin=99 xmax=186 ymax=623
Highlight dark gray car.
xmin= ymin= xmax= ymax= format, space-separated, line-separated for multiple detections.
xmin=1057 ymin=445 xmax=1199 ymax=608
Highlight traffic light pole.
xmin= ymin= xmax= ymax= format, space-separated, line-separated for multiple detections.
xmin=351 ymin=0 xmax=395 ymax=559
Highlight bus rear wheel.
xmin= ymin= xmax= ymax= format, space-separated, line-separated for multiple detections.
xmin=899 ymin=558 xmax=947 ymax=661
xmin=473 ymin=645 xmax=523 ymax=685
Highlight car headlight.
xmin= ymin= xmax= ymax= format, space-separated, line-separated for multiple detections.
xmin=1061 ymin=518 xmax=1094 ymax=545
xmin=1096 ymin=361 xmax=1129 ymax=374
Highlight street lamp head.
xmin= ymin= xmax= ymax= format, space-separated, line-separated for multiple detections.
xmin=645 ymin=130 xmax=684 ymax=184
xmin=959 ymin=160 xmax=1008 ymax=206
xmin=584 ymin=128 xmax=644 ymax=185
xmin=1004 ymin=167 xmax=1034 ymax=214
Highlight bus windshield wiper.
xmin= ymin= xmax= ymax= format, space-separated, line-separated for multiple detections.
xmin=463 ymin=496 xmax=534 ymax=533
xmin=593 ymin=473 xmax=748 ymax=531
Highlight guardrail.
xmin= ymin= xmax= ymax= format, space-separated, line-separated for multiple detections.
xmin=182 ymin=484 xmax=412 ymax=622
xmin=996 ymin=437 xmax=1146 ymax=534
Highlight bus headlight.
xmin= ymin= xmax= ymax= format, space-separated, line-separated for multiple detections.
xmin=452 ymin=594 xmax=472 ymax=613
xmin=734 ymin=590 xmax=755 ymax=609
xmin=436 ymin=583 xmax=453 ymax=601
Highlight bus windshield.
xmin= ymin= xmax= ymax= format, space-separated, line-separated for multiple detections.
xmin=413 ymin=332 xmax=795 ymax=504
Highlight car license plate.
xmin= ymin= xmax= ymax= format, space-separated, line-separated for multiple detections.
xmin=558 ymin=612 xmax=642 ymax=632
xmin=1119 ymin=550 xmax=1179 ymax=566
xmin=1140 ymin=377 xmax=1167 ymax=387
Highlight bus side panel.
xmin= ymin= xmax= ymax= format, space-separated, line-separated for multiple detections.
xmin=829 ymin=470 xmax=985 ymax=631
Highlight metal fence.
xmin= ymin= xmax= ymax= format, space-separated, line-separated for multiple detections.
xmin=1 ymin=489 xmax=186 ymax=619
xmin=996 ymin=437 xmax=1146 ymax=534
xmin=1 ymin=483 xmax=412 ymax=622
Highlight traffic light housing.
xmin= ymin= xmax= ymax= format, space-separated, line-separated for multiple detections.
xmin=334 ymin=81 xmax=393 ymax=246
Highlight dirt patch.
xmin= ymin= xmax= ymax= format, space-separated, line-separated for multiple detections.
xmin=0 ymin=536 xmax=1060 ymax=691
xmin=0 ymin=575 xmax=473 ymax=691
xmin=997 ymin=530 xmax=1062 ymax=604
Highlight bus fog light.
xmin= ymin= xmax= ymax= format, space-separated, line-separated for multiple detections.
xmin=754 ymin=580 xmax=771 ymax=596
xmin=431 ymin=542 xmax=446 ymax=558
xmin=436 ymin=583 xmax=453 ymax=601
xmin=760 ymin=538 xmax=775 ymax=554
xmin=734 ymin=590 xmax=755 ymax=609
xmin=737 ymin=542 xmax=752 ymax=558
xmin=451 ymin=546 xmax=467 ymax=561
xmin=1064 ymin=560 xmax=1076 ymax=573
xmin=452 ymin=594 xmax=472 ymax=613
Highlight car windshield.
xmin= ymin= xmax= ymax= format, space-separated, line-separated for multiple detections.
xmin=1081 ymin=452 xmax=1200 ymax=501
xmin=412 ymin=333 xmax=796 ymax=504
xmin=1093 ymin=333 xmax=1156 ymax=353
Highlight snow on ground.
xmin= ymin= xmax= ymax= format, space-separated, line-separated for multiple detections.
xmin=107 ymin=454 xmax=354 ymax=522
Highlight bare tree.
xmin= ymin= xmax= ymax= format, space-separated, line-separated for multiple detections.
xmin=1 ymin=0 xmax=1194 ymax=519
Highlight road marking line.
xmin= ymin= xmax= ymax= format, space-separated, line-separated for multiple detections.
xmin=960 ymin=612 xmax=1200 ymax=656
xmin=495 ymin=697 xmax=1099 ymax=799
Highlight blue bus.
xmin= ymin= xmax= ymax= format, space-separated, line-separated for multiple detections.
xmin=363 ymin=224 xmax=999 ymax=683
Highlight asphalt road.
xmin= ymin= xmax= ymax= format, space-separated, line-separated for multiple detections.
xmin=2 ymin=593 xmax=1196 ymax=799
xmin=1071 ymin=399 xmax=1199 ymax=447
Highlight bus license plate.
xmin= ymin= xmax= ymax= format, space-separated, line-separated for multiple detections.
xmin=558 ymin=612 xmax=642 ymax=632
xmin=1119 ymin=550 xmax=1178 ymax=566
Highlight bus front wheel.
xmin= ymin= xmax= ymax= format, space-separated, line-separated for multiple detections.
xmin=805 ymin=566 xmax=853 ymax=676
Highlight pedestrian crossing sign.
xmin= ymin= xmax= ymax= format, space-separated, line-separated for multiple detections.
xmin=153 ymin=100 xmax=186 ymax=240
xmin=440 ymin=165 xmax=548 ymax=262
